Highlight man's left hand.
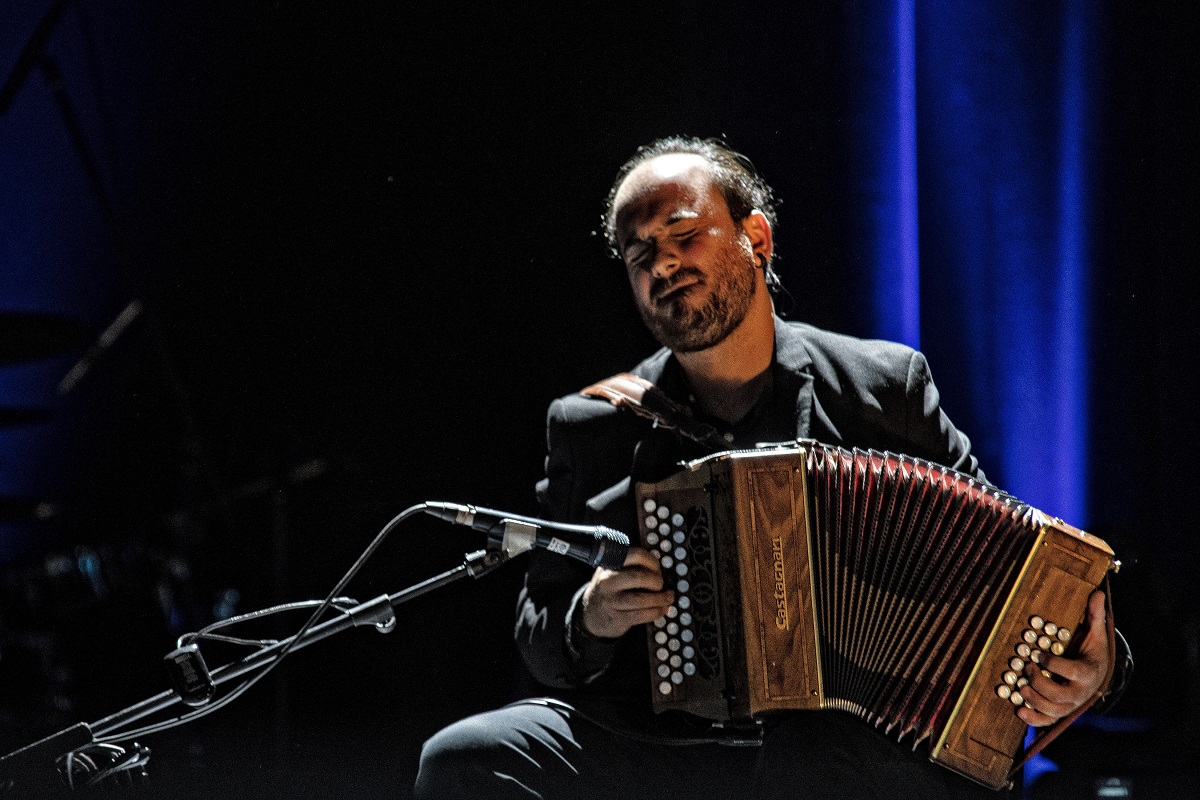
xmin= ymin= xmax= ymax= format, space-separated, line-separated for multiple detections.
xmin=1017 ymin=590 xmax=1110 ymax=727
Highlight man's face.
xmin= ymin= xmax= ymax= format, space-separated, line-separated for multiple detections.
xmin=612 ymin=154 xmax=759 ymax=353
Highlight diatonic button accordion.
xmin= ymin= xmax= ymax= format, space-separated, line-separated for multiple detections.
xmin=634 ymin=441 xmax=1116 ymax=790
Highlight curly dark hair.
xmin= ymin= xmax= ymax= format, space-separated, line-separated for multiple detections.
xmin=601 ymin=136 xmax=781 ymax=291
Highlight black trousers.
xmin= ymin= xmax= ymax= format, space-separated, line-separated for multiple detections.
xmin=415 ymin=699 xmax=1014 ymax=800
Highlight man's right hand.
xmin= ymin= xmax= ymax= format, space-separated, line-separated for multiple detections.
xmin=579 ymin=547 xmax=674 ymax=639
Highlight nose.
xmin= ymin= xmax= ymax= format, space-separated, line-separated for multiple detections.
xmin=646 ymin=241 xmax=681 ymax=279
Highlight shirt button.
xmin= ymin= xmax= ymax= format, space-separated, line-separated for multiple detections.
xmin=723 ymin=432 xmax=735 ymax=443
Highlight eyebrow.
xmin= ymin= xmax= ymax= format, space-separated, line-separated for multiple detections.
xmin=625 ymin=208 xmax=701 ymax=241
xmin=665 ymin=209 xmax=701 ymax=224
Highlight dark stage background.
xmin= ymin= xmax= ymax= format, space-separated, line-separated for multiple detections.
xmin=1 ymin=2 xmax=1194 ymax=798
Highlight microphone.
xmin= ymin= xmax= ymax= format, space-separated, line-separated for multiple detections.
xmin=424 ymin=502 xmax=629 ymax=570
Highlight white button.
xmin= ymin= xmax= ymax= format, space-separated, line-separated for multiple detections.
xmin=678 ymin=596 xmax=691 ymax=609
xmin=662 ymin=556 xmax=674 ymax=569
xmin=645 ymin=516 xmax=657 ymax=530
xmin=683 ymin=662 xmax=696 ymax=676
xmin=683 ymin=646 xmax=695 ymax=659
xmin=671 ymin=513 xmax=685 ymax=527
xmin=670 ymin=655 xmax=682 ymax=668
xmin=658 ymin=523 xmax=671 ymax=536
xmin=646 ymin=532 xmax=660 ymax=546
xmin=666 ymin=606 xmax=679 ymax=618
xmin=657 ymin=506 xmax=670 ymax=519
xmin=656 ymin=647 xmax=669 ymax=660
xmin=672 ymin=531 xmax=686 ymax=544
xmin=680 ymin=612 xmax=692 ymax=625
xmin=681 ymin=629 xmax=694 ymax=642
xmin=658 ymin=664 xmax=670 ymax=677
xmin=667 ymin=622 xmax=679 ymax=635
xmin=659 ymin=681 xmax=673 ymax=695
xmin=677 ymin=580 xmax=690 ymax=593
xmin=674 ymin=547 xmax=687 ymax=560
xmin=655 ymin=631 xmax=668 ymax=645
xmin=671 ymin=671 xmax=684 ymax=685
xmin=643 ymin=499 xmax=657 ymax=513
xmin=675 ymin=563 xmax=688 ymax=576
xmin=723 ymin=432 xmax=735 ymax=443
xmin=653 ymin=617 xmax=666 ymax=628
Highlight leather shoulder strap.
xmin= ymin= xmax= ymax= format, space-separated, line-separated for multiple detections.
xmin=580 ymin=373 xmax=728 ymax=451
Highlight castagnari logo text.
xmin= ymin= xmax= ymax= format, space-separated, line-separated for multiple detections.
xmin=771 ymin=535 xmax=789 ymax=630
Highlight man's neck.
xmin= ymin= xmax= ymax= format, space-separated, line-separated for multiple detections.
xmin=675 ymin=297 xmax=776 ymax=425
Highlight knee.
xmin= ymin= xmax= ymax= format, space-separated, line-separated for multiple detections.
xmin=414 ymin=716 xmax=510 ymax=799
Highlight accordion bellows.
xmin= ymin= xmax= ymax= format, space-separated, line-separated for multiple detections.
xmin=635 ymin=441 xmax=1115 ymax=790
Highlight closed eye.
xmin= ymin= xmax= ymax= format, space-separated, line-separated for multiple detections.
xmin=624 ymin=242 xmax=652 ymax=269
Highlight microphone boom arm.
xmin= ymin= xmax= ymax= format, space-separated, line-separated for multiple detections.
xmin=0 ymin=545 xmax=509 ymax=788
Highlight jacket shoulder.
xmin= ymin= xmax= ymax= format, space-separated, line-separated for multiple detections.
xmin=780 ymin=321 xmax=917 ymax=384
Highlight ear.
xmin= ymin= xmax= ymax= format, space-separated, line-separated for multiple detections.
xmin=740 ymin=210 xmax=773 ymax=267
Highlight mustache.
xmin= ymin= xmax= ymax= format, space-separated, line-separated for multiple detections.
xmin=651 ymin=268 xmax=702 ymax=303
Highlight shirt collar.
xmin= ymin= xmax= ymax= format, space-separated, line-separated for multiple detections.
xmin=654 ymin=322 xmax=808 ymax=449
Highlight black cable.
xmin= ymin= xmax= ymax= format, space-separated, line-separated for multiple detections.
xmin=58 ymin=743 xmax=149 ymax=790
xmin=176 ymin=597 xmax=360 ymax=649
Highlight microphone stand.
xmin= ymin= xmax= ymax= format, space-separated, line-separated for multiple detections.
xmin=0 ymin=546 xmax=511 ymax=792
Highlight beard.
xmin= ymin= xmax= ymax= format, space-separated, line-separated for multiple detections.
xmin=638 ymin=246 xmax=758 ymax=353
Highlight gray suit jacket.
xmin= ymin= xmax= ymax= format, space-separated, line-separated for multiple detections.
xmin=516 ymin=317 xmax=984 ymax=703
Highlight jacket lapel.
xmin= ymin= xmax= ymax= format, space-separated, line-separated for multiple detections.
xmin=773 ymin=317 xmax=815 ymax=441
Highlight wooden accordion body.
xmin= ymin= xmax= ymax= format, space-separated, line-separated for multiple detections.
xmin=634 ymin=441 xmax=1116 ymax=790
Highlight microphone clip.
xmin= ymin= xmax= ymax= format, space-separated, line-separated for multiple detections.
xmin=465 ymin=547 xmax=511 ymax=579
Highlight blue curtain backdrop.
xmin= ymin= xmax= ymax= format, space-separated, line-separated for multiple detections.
xmin=843 ymin=0 xmax=1095 ymax=524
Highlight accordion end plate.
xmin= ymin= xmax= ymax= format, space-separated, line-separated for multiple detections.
xmin=930 ymin=521 xmax=1117 ymax=790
